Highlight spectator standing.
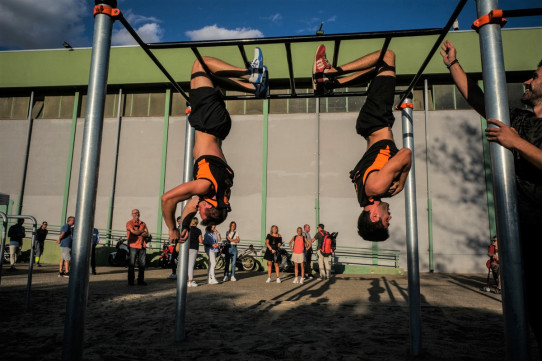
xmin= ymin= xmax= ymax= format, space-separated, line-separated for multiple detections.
xmin=224 ymin=221 xmax=240 ymax=282
xmin=302 ymin=224 xmax=313 ymax=279
xmin=187 ymin=217 xmax=203 ymax=287
xmin=91 ymin=228 xmax=99 ymax=275
xmin=203 ymin=225 xmax=220 ymax=284
xmin=8 ymin=218 xmax=25 ymax=271
xmin=34 ymin=221 xmax=48 ymax=267
xmin=264 ymin=225 xmax=282 ymax=284
xmin=289 ymin=227 xmax=311 ymax=284
xmin=126 ymin=209 xmax=149 ymax=286
xmin=313 ymin=224 xmax=331 ymax=280
xmin=56 ymin=216 xmax=74 ymax=277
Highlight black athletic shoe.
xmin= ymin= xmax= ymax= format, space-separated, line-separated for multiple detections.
xmin=137 ymin=280 xmax=148 ymax=286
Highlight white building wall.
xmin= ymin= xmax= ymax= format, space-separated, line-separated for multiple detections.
xmin=0 ymin=108 xmax=493 ymax=273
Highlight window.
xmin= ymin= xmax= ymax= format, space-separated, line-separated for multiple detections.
xmin=0 ymin=96 xmax=30 ymax=119
xmin=433 ymin=84 xmax=456 ymax=110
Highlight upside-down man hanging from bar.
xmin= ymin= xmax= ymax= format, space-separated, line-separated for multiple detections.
xmin=161 ymin=48 xmax=268 ymax=242
xmin=312 ymin=45 xmax=412 ymax=241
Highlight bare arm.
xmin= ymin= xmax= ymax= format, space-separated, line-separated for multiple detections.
xmin=227 ymin=232 xmax=240 ymax=244
xmin=141 ymin=224 xmax=149 ymax=238
xmin=486 ymin=118 xmax=542 ymax=170
xmin=440 ymin=40 xmax=486 ymax=117
xmin=161 ymin=180 xmax=211 ymax=241
xmin=179 ymin=228 xmax=189 ymax=242
xmin=365 ymin=148 xmax=412 ymax=197
xmin=57 ymin=232 xmax=65 ymax=244
xmin=289 ymin=237 xmax=295 ymax=250
xmin=127 ymin=226 xmax=145 ymax=236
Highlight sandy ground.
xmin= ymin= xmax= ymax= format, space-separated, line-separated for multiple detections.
xmin=0 ymin=264 xmax=540 ymax=361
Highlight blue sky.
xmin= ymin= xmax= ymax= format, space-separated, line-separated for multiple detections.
xmin=1 ymin=0 xmax=541 ymax=50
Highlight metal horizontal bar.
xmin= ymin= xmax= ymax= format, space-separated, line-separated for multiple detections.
xmin=145 ymin=28 xmax=443 ymax=50
xmin=503 ymin=8 xmax=542 ymax=18
xmin=221 ymin=89 xmax=407 ymax=101
xmin=117 ymin=15 xmax=189 ymax=101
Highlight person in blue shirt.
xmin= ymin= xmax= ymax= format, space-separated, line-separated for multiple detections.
xmin=91 ymin=228 xmax=100 ymax=275
xmin=56 ymin=216 xmax=74 ymax=278
xmin=203 ymin=225 xmax=220 ymax=284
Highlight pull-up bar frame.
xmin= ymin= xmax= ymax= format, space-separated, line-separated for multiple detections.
xmin=121 ymin=0 xmax=469 ymax=105
xmin=61 ymin=0 xmax=542 ymax=359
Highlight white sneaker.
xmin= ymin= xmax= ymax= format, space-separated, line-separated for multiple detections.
xmin=209 ymin=278 xmax=219 ymax=284
xmin=293 ymin=277 xmax=298 ymax=284
xmin=188 ymin=281 xmax=198 ymax=287
xmin=266 ymin=277 xmax=271 ymax=283
xmin=300 ymin=278 xmax=304 ymax=284
xmin=167 ymin=273 xmax=177 ymax=280
xmin=223 ymin=275 xmax=229 ymax=282
xmin=231 ymin=276 xmax=237 ymax=282
xmin=276 ymin=278 xmax=281 ymax=284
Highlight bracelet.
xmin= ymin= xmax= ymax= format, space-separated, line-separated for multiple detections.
xmin=446 ymin=59 xmax=459 ymax=70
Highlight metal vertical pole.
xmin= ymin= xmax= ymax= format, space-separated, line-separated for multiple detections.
xmin=260 ymin=99 xmax=269 ymax=245
xmin=423 ymin=79 xmax=434 ymax=272
xmin=475 ymin=1 xmax=527 ymax=360
xmin=157 ymin=89 xmax=172 ymax=240
xmin=174 ymin=111 xmax=195 ymax=341
xmin=401 ymin=96 xmax=421 ymax=356
xmin=62 ymin=2 xmax=116 ymax=360
xmin=61 ymin=91 xmax=79 ymax=226
xmin=106 ymin=88 xmax=123 ymax=245
xmin=315 ymin=97 xmax=320 ymax=227
xmin=24 ymin=216 xmax=37 ymax=311
xmin=16 ymin=92 xmax=35 ymax=215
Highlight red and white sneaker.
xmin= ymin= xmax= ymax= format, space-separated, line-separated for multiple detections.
xmin=312 ymin=44 xmax=331 ymax=94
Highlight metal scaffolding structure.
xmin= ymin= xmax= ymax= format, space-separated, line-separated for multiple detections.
xmin=58 ymin=0 xmax=542 ymax=359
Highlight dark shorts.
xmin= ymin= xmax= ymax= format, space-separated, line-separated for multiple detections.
xmin=189 ymin=87 xmax=232 ymax=140
xmin=356 ymin=76 xmax=396 ymax=138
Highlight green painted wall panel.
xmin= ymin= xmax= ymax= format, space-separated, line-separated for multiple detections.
xmin=1 ymin=28 xmax=541 ymax=89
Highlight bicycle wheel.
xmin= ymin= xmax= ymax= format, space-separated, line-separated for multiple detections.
xmin=215 ymin=255 xmax=225 ymax=270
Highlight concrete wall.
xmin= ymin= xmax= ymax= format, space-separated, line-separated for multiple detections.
xmin=0 ymin=108 xmax=492 ymax=273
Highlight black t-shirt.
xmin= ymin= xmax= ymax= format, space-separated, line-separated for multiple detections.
xmin=510 ymin=109 xmax=542 ymax=225
xmin=36 ymin=228 xmax=48 ymax=243
xmin=350 ymin=139 xmax=398 ymax=206
xmin=188 ymin=226 xmax=202 ymax=250
xmin=193 ymin=155 xmax=234 ymax=211
xmin=266 ymin=234 xmax=282 ymax=250
xmin=314 ymin=231 xmax=326 ymax=249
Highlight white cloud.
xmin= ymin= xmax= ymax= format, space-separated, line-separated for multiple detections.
xmin=0 ymin=0 xmax=87 ymax=50
xmin=112 ymin=22 xmax=163 ymax=46
xmin=185 ymin=25 xmax=263 ymax=41
xmin=122 ymin=9 xmax=161 ymax=27
xmin=262 ymin=13 xmax=282 ymax=23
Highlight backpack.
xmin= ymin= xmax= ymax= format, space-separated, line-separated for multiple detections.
xmin=320 ymin=231 xmax=334 ymax=257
